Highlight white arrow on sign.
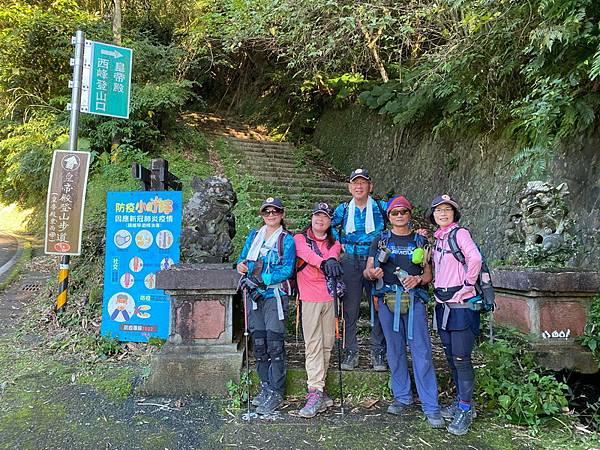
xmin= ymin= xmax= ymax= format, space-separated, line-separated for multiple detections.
xmin=100 ymin=49 xmax=123 ymax=59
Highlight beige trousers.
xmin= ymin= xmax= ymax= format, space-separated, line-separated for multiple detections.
xmin=302 ymin=301 xmax=335 ymax=390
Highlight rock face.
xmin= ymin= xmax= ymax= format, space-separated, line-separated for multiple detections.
xmin=313 ymin=104 xmax=600 ymax=267
xmin=180 ymin=176 xmax=237 ymax=263
xmin=505 ymin=181 xmax=579 ymax=267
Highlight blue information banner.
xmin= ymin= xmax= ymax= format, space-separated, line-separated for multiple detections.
xmin=100 ymin=191 xmax=182 ymax=342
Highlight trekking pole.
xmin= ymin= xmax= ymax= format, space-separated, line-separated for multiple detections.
xmin=333 ymin=280 xmax=344 ymax=416
xmin=242 ymin=287 xmax=253 ymax=421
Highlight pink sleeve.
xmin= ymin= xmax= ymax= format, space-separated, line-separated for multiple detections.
xmin=294 ymin=234 xmax=325 ymax=268
xmin=456 ymin=228 xmax=482 ymax=285
xmin=327 ymin=240 xmax=342 ymax=260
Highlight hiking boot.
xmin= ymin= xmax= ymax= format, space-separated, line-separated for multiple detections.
xmin=386 ymin=400 xmax=411 ymax=415
xmin=251 ymin=382 xmax=270 ymax=407
xmin=322 ymin=391 xmax=334 ymax=409
xmin=447 ymin=407 xmax=475 ymax=436
xmin=425 ymin=411 xmax=445 ymax=429
xmin=371 ymin=352 xmax=387 ymax=372
xmin=341 ymin=350 xmax=358 ymax=371
xmin=298 ymin=388 xmax=325 ymax=418
xmin=441 ymin=400 xmax=477 ymax=420
xmin=256 ymin=390 xmax=283 ymax=415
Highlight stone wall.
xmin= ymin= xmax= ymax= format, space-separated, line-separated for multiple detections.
xmin=313 ymin=105 xmax=600 ymax=267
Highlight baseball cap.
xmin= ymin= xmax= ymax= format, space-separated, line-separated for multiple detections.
xmin=260 ymin=197 xmax=284 ymax=212
xmin=349 ymin=168 xmax=371 ymax=182
xmin=312 ymin=202 xmax=334 ymax=218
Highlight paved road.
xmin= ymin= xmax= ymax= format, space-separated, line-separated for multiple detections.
xmin=0 ymin=232 xmax=19 ymax=282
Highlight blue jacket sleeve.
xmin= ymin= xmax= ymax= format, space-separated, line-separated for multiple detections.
xmin=262 ymin=233 xmax=296 ymax=286
xmin=237 ymin=230 xmax=256 ymax=264
xmin=331 ymin=203 xmax=346 ymax=229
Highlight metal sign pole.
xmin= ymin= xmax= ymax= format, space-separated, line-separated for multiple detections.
xmin=56 ymin=30 xmax=85 ymax=312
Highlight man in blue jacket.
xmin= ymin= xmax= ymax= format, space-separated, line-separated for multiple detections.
xmin=332 ymin=169 xmax=387 ymax=371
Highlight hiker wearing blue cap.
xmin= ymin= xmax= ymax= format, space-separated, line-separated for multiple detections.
xmin=236 ymin=197 xmax=297 ymax=415
xmin=294 ymin=202 xmax=343 ymax=418
xmin=429 ymin=194 xmax=482 ymax=436
xmin=332 ymin=168 xmax=388 ymax=371
xmin=363 ymin=195 xmax=444 ymax=428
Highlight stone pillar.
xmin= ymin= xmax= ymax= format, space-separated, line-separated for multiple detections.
xmin=138 ymin=264 xmax=243 ymax=396
xmin=491 ymin=267 xmax=600 ymax=374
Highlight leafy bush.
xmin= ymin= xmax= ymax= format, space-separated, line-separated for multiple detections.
xmin=477 ymin=330 xmax=569 ymax=428
xmin=0 ymin=113 xmax=68 ymax=207
xmin=577 ymin=294 xmax=600 ymax=364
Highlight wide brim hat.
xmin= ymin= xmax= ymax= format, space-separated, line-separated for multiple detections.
xmin=349 ymin=168 xmax=371 ymax=182
xmin=260 ymin=197 xmax=284 ymax=212
xmin=428 ymin=194 xmax=461 ymax=224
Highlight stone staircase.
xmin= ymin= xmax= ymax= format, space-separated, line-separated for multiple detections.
xmin=183 ymin=112 xmax=350 ymax=231
xmin=226 ymin=137 xmax=350 ymax=231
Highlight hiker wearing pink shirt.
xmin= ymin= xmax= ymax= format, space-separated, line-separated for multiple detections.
xmin=294 ymin=202 xmax=342 ymax=418
xmin=429 ymin=194 xmax=482 ymax=436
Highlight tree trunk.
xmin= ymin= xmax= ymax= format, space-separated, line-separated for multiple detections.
xmin=112 ymin=0 xmax=122 ymax=46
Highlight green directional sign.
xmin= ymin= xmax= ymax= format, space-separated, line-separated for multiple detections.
xmin=81 ymin=40 xmax=133 ymax=119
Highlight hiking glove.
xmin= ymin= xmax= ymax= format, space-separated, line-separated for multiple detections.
xmin=240 ymin=274 xmax=266 ymax=293
xmin=321 ymin=258 xmax=343 ymax=279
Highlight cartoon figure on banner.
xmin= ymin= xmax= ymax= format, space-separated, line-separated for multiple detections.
xmin=156 ymin=230 xmax=174 ymax=249
xmin=144 ymin=273 xmax=156 ymax=289
xmin=129 ymin=256 xmax=143 ymax=272
xmin=136 ymin=229 xmax=153 ymax=249
xmin=114 ymin=230 xmax=132 ymax=249
xmin=160 ymin=257 xmax=174 ymax=270
xmin=120 ymin=272 xmax=134 ymax=289
xmin=108 ymin=292 xmax=152 ymax=322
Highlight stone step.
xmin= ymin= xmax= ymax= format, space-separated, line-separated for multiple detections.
xmin=227 ymin=138 xmax=293 ymax=148
xmin=247 ymin=185 xmax=349 ymax=196
xmin=245 ymin=194 xmax=348 ymax=207
xmin=252 ymin=176 xmax=347 ymax=188
xmin=232 ymin=150 xmax=297 ymax=162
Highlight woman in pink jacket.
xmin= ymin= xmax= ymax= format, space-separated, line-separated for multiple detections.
xmin=429 ymin=194 xmax=482 ymax=436
xmin=294 ymin=202 xmax=343 ymax=418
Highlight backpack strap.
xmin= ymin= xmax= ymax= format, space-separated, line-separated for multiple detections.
xmin=276 ymin=230 xmax=288 ymax=259
xmin=296 ymin=232 xmax=320 ymax=274
xmin=447 ymin=227 xmax=467 ymax=266
xmin=373 ymin=198 xmax=389 ymax=227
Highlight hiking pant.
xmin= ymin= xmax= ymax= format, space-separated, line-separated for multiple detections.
xmin=340 ymin=254 xmax=386 ymax=355
xmin=302 ymin=301 xmax=335 ymax=390
xmin=377 ymin=298 xmax=440 ymax=414
xmin=435 ymin=304 xmax=479 ymax=403
xmin=248 ymin=295 xmax=289 ymax=396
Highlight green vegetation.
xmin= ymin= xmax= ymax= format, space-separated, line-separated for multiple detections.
xmin=578 ymin=294 xmax=600 ymax=364
xmin=476 ymin=327 xmax=569 ymax=429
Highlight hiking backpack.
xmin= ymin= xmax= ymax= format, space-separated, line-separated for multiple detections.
xmin=446 ymin=227 xmax=496 ymax=312
xmin=275 ymin=230 xmax=297 ymax=297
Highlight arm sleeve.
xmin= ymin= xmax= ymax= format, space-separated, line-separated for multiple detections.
xmin=457 ymin=228 xmax=482 ymax=285
xmin=263 ymin=233 xmax=296 ymax=286
xmin=236 ymin=230 xmax=256 ymax=264
xmin=330 ymin=240 xmax=342 ymax=259
xmin=294 ymin=234 xmax=325 ymax=269
xmin=331 ymin=203 xmax=345 ymax=229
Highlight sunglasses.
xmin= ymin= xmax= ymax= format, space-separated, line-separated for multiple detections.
xmin=389 ymin=208 xmax=410 ymax=217
xmin=261 ymin=209 xmax=282 ymax=216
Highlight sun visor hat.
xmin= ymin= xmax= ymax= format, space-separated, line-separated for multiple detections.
xmin=430 ymin=194 xmax=460 ymax=210
xmin=386 ymin=195 xmax=413 ymax=214
xmin=312 ymin=202 xmax=334 ymax=218
xmin=349 ymin=168 xmax=371 ymax=182
xmin=260 ymin=197 xmax=284 ymax=212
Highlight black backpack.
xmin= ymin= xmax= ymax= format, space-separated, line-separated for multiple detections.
xmin=446 ymin=227 xmax=496 ymax=312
